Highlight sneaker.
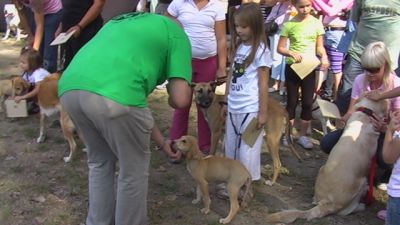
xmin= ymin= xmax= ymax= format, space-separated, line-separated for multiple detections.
xmin=282 ymin=136 xmax=289 ymax=146
xmin=268 ymin=87 xmax=278 ymax=93
xmin=279 ymin=87 xmax=287 ymax=96
xmin=297 ymin=136 xmax=313 ymax=149
xmin=377 ymin=209 xmax=387 ymax=221
xmin=377 ymin=183 xmax=388 ymax=191
xmin=156 ymin=81 xmax=168 ymax=89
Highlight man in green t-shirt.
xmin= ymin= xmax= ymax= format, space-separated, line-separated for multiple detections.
xmin=58 ymin=12 xmax=192 ymax=225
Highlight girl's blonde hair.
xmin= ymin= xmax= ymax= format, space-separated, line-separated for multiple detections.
xmin=228 ymin=3 xmax=268 ymax=68
xmin=361 ymin=41 xmax=393 ymax=91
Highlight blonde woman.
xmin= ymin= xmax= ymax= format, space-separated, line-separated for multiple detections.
xmin=321 ymin=42 xmax=400 ymax=176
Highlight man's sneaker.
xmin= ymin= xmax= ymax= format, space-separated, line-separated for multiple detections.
xmin=268 ymin=87 xmax=278 ymax=93
xmin=297 ymin=136 xmax=313 ymax=149
xmin=282 ymin=136 xmax=289 ymax=146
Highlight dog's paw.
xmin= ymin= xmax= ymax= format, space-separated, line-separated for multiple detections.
xmin=36 ymin=135 xmax=46 ymax=143
xmin=200 ymin=207 xmax=210 ymax=214
xmin=264 ymin=180 xmax=274 ymax=186
xmin=63 ymin=156 xmax=71 ymax=163
xmin=192 ymin=199 xmax=200 ymax=204
xmin=219 ymin=218 xmax=231 ymax=224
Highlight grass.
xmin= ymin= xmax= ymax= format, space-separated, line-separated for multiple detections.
xmin=23 ymin=128 xmax=37 ymax=139
xmin=0 ymin=180 xmax=21 ymax=193
xmin=0 ymin=204 xmax=13 ymax=224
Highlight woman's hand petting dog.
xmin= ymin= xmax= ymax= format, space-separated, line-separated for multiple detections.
xmin=365 ymin=90 xmax=383 ymax=101
xmin=370 ymin=112 xmax=387 ymax=133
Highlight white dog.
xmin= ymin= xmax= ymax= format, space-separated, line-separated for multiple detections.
xmin=266 ymin=97 xmax=389 ymax=223
xmin=308 ymin=95 xmax=336 ymax=135
xmin=2 ymin=4 xmax=22 ymax=41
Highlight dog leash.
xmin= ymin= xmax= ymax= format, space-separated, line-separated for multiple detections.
xmin=229 ymin=112 xmax=250 ymax=160
xmin=356 ymin=107 xmax=379 ymax=121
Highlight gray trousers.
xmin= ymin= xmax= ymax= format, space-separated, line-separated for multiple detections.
xmin=60 ymin=91 xmax=154 ymax=225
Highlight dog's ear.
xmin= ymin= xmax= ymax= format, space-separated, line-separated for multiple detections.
xmin=210 ymin=81 xmax=217 ymax=92
xmin=190 ymin=82 xmax=197 ymax=88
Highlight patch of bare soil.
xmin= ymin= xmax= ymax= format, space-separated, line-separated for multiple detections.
xmin=0 ymin=40 xmax=386 ymax=225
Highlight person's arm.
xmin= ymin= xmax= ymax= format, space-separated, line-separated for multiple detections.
xmin=215 ymin=20 xmax=227 ymax=79
xmin=258 ymin=66 xmax=269 ymax=128
xmin=67 ymin=0 xmax=106 ymax=38
xmin=151 ymin=126 xmax=180 ymax=158
xmin=14 ymin=82 xmax=40 ymax=103
xmin=383 ymin=111 xmax=400 ymax=164
xmin=277 ymin=36 xmax=302 ymax=62
xmin=167 ymin=78 xmax=192 ymax=108
xmin=316 ymin=35 xmax=329 ymax=70
xmin=367 ymin=86 xmax=400 ymax=101
xmin=30 ymin=0 xmax=45 ymax=50
xmin=340 ymin=97 xmax=356 ymax=123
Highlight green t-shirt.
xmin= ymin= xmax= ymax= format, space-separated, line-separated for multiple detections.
xmin=350 ymin=0 xmax=400 ymax=70
xmin=280 ymin=16 xmax=325 ymax=64
xmin=58 ymin=13 xmax=192 ymax=107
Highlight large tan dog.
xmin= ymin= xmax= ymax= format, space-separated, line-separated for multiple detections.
xmin=266 ymin=97 xmax=388 ymax=224
xmin=36 ymin=72 xmax=82 ymax=163
xmin=192 ymin=82 xmax=301 ymax=185
xmin=173 ymin=135 xmax=253 ymax=224
xmin=0 ymin=76 xmax=29 ymax=112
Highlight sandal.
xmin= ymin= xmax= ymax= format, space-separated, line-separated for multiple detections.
xmin=377 ymin=209 xmax=387 ymax=221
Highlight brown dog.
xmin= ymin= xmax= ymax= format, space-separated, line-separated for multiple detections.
xmin=0 ymin=76 xmax=29 ymax=112
xmin=192 ymin=82 xmax=301 ymax=185
xmin=36 ymin=72 xmax=83 ymax=162
xmin=266 ymin=97 xmax=388 ymax=223
xmin=173 ymin=135 xmax=253 ymax=224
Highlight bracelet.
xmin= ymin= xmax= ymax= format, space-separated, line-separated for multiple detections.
xmin=76 ymin=24 xmax=83 ymax=30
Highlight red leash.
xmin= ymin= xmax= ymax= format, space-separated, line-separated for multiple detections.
xmin=364 ymin=155 xmax=377 ymax=205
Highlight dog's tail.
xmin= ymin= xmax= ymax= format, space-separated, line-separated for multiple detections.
xmin=284 ymin=113 xmax=302 ymax=161
xmin=240 ymin=177 xmax=253 ymax=208
xmin=266 ymin=203 xmax=333 ymax=224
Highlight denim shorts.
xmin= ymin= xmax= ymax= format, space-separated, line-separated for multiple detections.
xmin=387 ymin=196 xmax=400 ymax=225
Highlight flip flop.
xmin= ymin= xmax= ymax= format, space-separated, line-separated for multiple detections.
xmin=377 ymin=209 xmax=387 ymax=221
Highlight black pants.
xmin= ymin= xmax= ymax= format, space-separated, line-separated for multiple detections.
xmin=320 ymin=129 xmax=391 ymax=170
xmin=285 ymin=65 xmax=315 ymax=121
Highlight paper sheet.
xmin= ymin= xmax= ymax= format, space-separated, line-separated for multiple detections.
xmin=242 ymin=118 xmax=263 ymax=147
xmin=5 ymin=99 xmax=27 ymax=117
xmin=50 ymin=30 xmax=76 ymax=46
xmin=316 ymin=98 xmax=341 ymax=119
xmin=215 ymin=83 xmax=226 ymax=95
xmin=290 ymin=54 xmax=320 ymax=79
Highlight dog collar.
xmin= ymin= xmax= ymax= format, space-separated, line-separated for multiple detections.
xmin=356 ymin=107 xmax=377 ymax=120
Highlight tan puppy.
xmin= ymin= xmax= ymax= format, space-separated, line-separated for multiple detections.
xmin=192 ymin=82 xmax=226 ymax=155
xmin=36 ymin=72 xmax=83 ymax=162
xmin=192 ymin=82 xmax=301 ymax=185
xmin=266 ymin=97 xmax=388 ymax=224
xmin=173 ymin=135 xmax=253 ymax=224
xmin=0 ymin=76 xmax=29 ymax=112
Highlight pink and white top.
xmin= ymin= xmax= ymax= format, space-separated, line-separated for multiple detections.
xmin=168 ymin=0 xmax=225 ymax=59
xmin=351 ymin=72 xmax=400 ymax=112
xmin=265 ymin=1 xmax=291 ymax=27
xmin=21 ymin=0 xmax=62 ymax=14
xmin=312 ymin=0 xmax=354 ymax=27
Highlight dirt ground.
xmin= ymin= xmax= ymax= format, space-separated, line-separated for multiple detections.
xmin=0 ymin=39 xmax=388 ymax=225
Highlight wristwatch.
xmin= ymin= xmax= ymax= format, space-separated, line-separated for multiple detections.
xmin=393 ymin=130 xmax=400 ymax=140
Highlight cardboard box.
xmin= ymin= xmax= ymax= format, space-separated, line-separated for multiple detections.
xmin=5 ymin=99 xmax=28 ymax=117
